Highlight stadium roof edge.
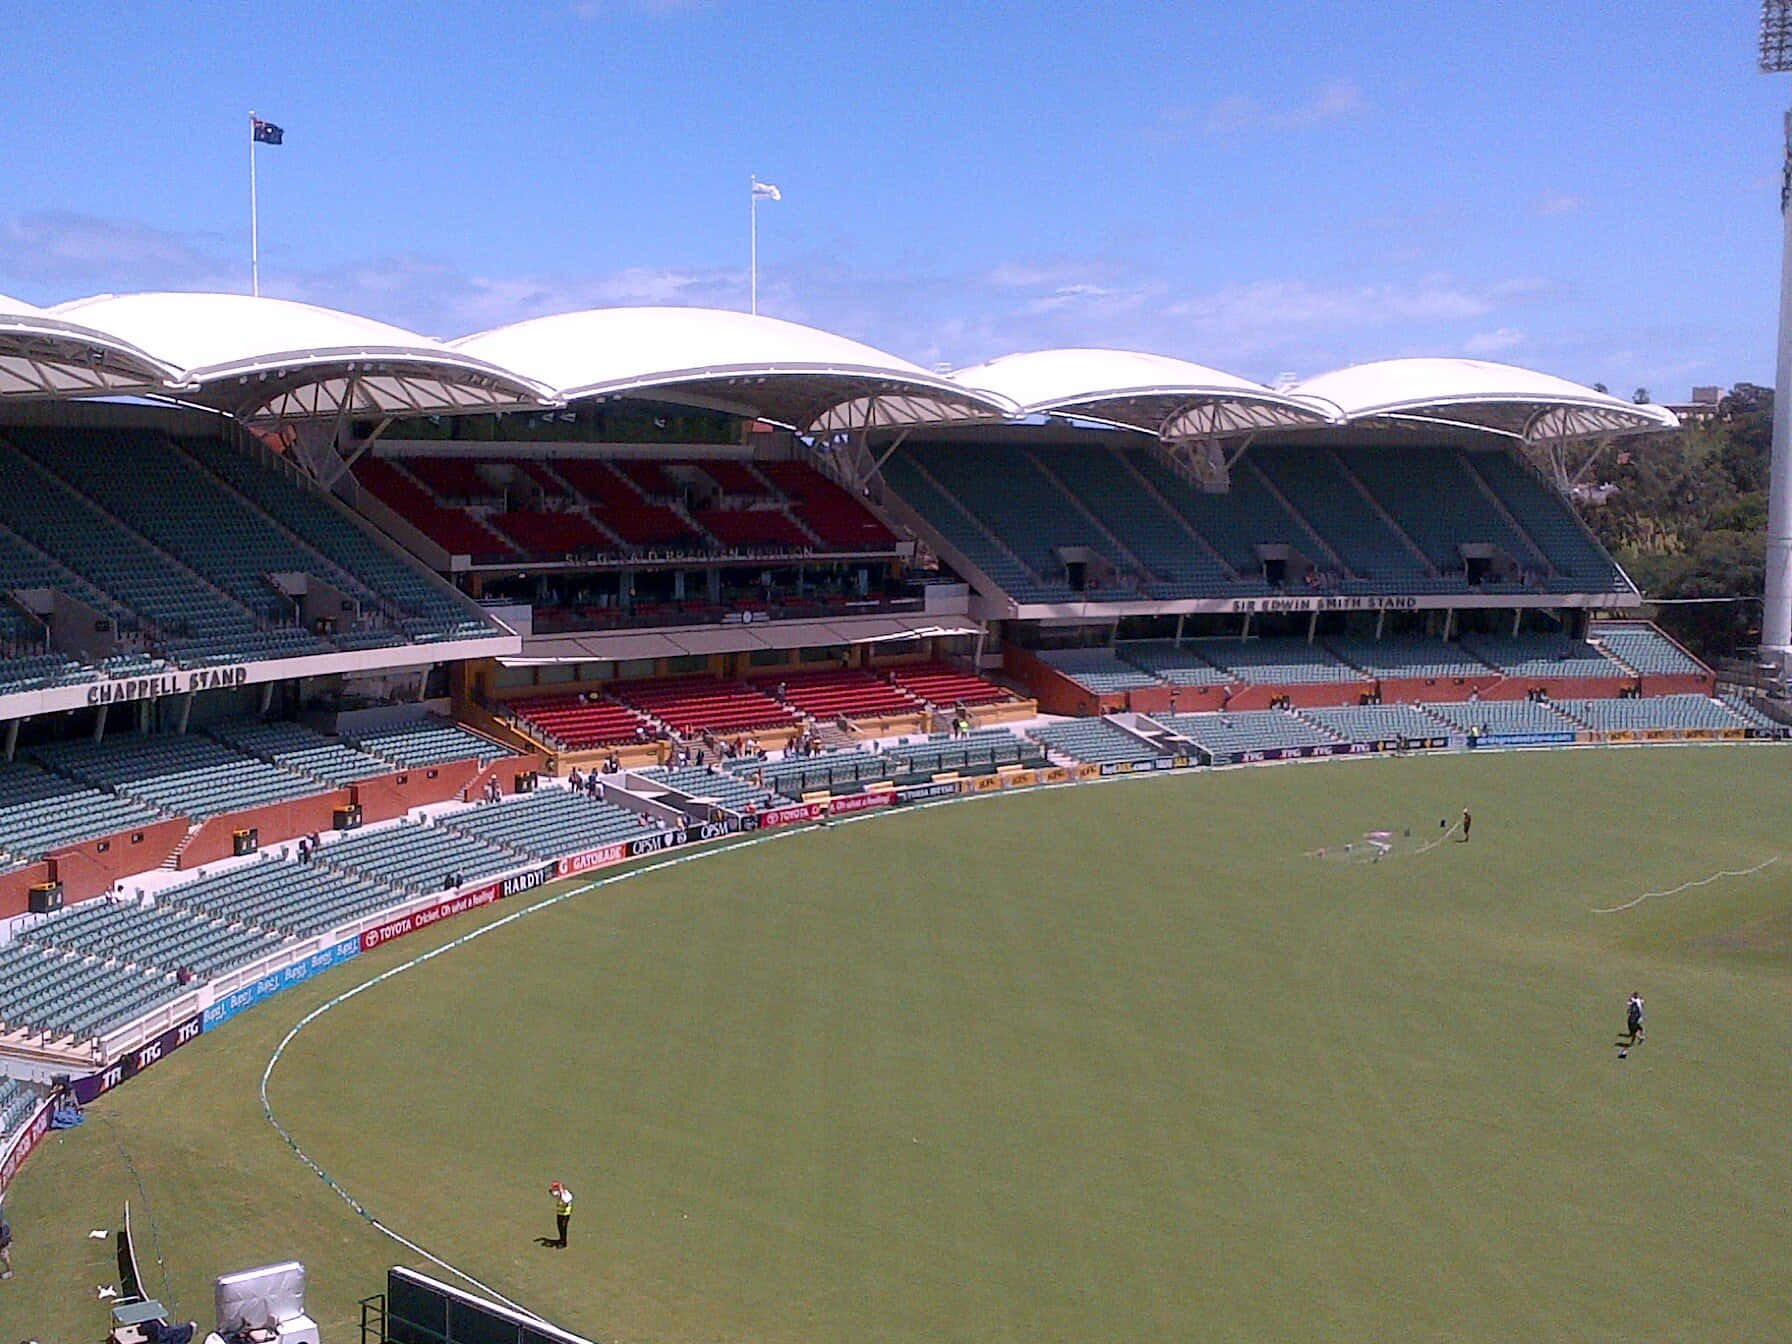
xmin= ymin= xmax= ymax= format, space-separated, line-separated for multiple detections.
xmin=950 ymin=347 xmax=1341 ymax=436
xmin=450 ymin=306 xmax=1016 ymax=435
xmin=1290 ymin=357 xmax=1680 ymax=442
xmin=48 ymin=291 xmax=553 ymax=424
xmin=0 ymin=290 xmax=184 ymax=399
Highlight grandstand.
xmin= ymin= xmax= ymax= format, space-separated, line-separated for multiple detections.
xmin=438 ymin=787 xmax=654 ymax=855
xmin=0 ymin=761 xmax=167 ymax=861
xmin=347 ymin=717 xmax=505 ymax=768
xmin=158 ymin=859 xmax=399 ymax=938
xmin=316 ymin=821 xmax=519 ymax=893
xmin=21 ymin=899 xmax=286 ymax=978
xmin=31 ymin=735 xmax=321 ymax=821
xmin=1150 ymin=711 xmax=1341 ymax=758
xmin=1029 ymin=717 xmax=1168 ymax=765
xmin=723 ymin=747 xmax=893 ymax=800
xmin=1032 ymin=649 xmax=1163 ymax=695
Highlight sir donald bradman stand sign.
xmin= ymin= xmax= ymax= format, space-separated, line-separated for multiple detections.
xmin=87 ymin=664 xmax=250 ymax=705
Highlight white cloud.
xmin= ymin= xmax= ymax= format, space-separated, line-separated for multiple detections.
xmin=1533 ymin=193 xmax=1586 ymax=217
xmin=1165 ymin=79 xmax=1368 ymax=138
xmin=1463 ymin=326 xmax=1527 ymax=355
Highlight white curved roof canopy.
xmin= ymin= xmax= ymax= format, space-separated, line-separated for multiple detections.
xmin=452 ymin=306 xmax=1014 ymax=436
xmin=0 ymin=291 xmax=181 ymax=399
xmin=952 ymin=347 xmax=1339 ymax=438
xmin=50 ymin=292 xmax=550 ymax=424
xmin=1292 ymin=358 xmax=1680 ymax=442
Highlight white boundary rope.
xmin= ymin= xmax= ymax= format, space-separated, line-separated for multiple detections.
xmin=1589 ymin=854 xmax=1781 ymax=915
xmin=257 ymin=777 xmax=1061 ymax=1310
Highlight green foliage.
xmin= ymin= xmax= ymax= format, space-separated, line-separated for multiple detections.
xmin=1578 ymin=384 xmax=1771 ymax=658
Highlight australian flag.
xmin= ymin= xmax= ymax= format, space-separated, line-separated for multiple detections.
xmin=251 ymin=118 xmax=285 ymax=146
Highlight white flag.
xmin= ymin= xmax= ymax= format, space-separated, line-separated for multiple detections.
xmin=751 ymin=179 xmax=782 ymax=201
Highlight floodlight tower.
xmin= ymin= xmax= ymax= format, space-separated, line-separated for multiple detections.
xmin=1760 ymin=1 xmax=1792 ymax=659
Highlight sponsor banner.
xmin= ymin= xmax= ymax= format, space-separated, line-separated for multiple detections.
xmin=1004 ymin=769 xmax=1037 ymax=788
xmin=895 ymin=780 xmax=960 ymax=805
xmin=1722 ymin=728 xmax=1749 ymax=741
xmin=361 ymin=883 xmax=503 ymax=953
xmin=1641 ymin=729 xmax=1676 ymax=742
xmin=1607 ymin=730 xmax=1636 ymax=743
xmin=1075 ymin=764 xmax=1100 ymax=780
xmin=696 ymin=819 xmax=734 ymax=841
xmin=626 ymin=827 xmax=691 ymax=857
xmin=0 ymin=1100 xmax=52 ymax=1197
xmin=500 ymin=863 xmax=557 ymax=898
xmin=557 ymin=842 xmax=626 ymax=877
xmin=203 ymin=937 xmax=360 ymax=1031
xmin=1040 ymin=767 xmax=1071 ymax=785
xmin=1098 ymin=758 xmax=1168 ymax=776
xmin=757 ymin=792 xmax=899 ymax=827
xmin=972 ymin=773 xmax=1002 ymax=792
xmin=75 ymin=1011 xmax=204 ymax=1105
xmin=1480 ymin=731 xmax=1577 ymax=748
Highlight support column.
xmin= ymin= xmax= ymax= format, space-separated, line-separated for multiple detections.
xmin=3 ymin=718 xmax=16 ymax=763
xmin=94 ymin=703 xmax=109 ymax=744
xmin=176 ymin=693 xmax=194 ymax=736
xmin=1763 ymin=108 xmax=1792 ymax=656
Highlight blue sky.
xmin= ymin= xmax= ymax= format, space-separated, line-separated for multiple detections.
xmin=0 ymin=0 xmax=1782 ymax=395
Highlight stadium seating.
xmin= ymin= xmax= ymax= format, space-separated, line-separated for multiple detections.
xmin=159 ymin=858 xmax=396 ymax=937
xmin=1301 ymin=704 xmax=1451 ymax=743
xmin=506 ymin=694 xmax=650 ymax=750
xmin=181 ymin=436 xmax=495 ymax=643
xmin=1036 ymin=446 xmax=1234 ymax=593
xmin=637 ymin=766 xmax=783 ymax=811
xmin=610 ymin=676 xmax=797 ymax=736
xmin=209 ymin=719 xmax=395 ymax=786
xmin=1720 ymin=695 xmax=1787 ymax=735
xmin=1326 ymin=638 xmax=1492 ymax=680
xmin=692 ymin=507 xmax=813 ymax=551
xmin=348 ymin=717 xmax=505 ymax=767
xmin=1126 ymin=450 xmax=1312 ymax=588
xmin=317 ymin=821 xmax=519 ymax=893
xmin=723 ymin=748 xmax=893 ymax=800
xmin=491 ymin=508 xmax=617 ymax=558
xmin=438 ymin=787 xmax=654 ymax=855
xmin=0 ymin=1076 xmax=40 ymax=1145
xmin=1190 ymin=639 xmax=1363 ymax=684
xmin=1337 ymin=446 xmax=1541 ymax=585
xmin=1462 ymin=450 xmax=1629 ymax=590
xmin=1554 ymin=695 xmax=1752 ymax=734
xmin=1029 ymin=718 xmax=1166 ymax=765
xmin=1422 ymin=699 xmax=1582 ymax=735
xmin=546 ymin=459 xmax=704 ymax=549
xmin=883 ymin=729 xmax=1041 ymax=777
xmin=756 ymin=667 xmax=920 ymax=720
xmin=1593 ymin=623 xmax=1708 ymax=676
xmin=1457 ymin=635 xmax=1625 ymax=679
xmin=32 ymin=735 xmax=321 ymax=821
xmin=22 ymin=899 xmax=287 ymax=978
xmin=1115 ymin=642 xmax=1234 ymax=687
xmin=1151 ymin=711 xmax=1341 ymax=757
xmin=353 ymin=457 xmax=522 ymax=561
xmin=879 ymin=450 xmax=1072 ymax=601
xmin=1247 ymin=448 xmax=1429 ymax=587
xmin=755 ymin=461 xmax=897 ymax=550
xmin=0 ymin=940 xmax=182 ymax=1043
xmin=1034 ymin=648 xmax=1164 ymax=694
xmin=0 ymin=760 xmax=167 ymax=860
xmin=0 ymin=433 xmax=324 ymax=665
xmin=885 ymin=662 xmax=1014 ymax=707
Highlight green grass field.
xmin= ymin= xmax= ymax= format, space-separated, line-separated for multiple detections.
xmin=6 ymin=746 xmax=1791 ymax=1343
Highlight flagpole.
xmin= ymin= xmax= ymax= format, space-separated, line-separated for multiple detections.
xmin=249 ymin=111 xmax=260 ymax=297
xmin=749 ymin=174 xmax=758 ymax=316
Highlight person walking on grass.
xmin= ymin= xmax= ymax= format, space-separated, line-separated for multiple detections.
xmin=548 ymin=1181 xmax=574 ymax=1248
xmin=1624 ymin=991 xmax=1645 ymax=1047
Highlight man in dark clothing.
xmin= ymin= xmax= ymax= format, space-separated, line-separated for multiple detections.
xmin=1461 ymin=807 xmax=1472 ymax=842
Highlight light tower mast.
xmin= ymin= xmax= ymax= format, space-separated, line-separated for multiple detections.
xmin=1758 ymin=1 xmax=1792 ymax=662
